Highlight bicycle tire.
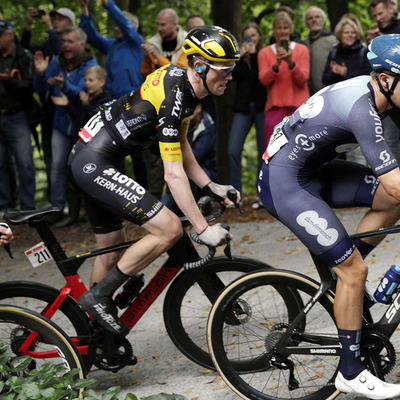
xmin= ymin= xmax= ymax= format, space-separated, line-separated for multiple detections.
xmin=0 ymin=281 xmax=91 ymax=367
xmin=0 ymin=304 xmax=86 ymax=398
xmin=207 ymin=269 xmax=340 ymax=400
xmin=163 ymin=257 xmax=302 ymax=370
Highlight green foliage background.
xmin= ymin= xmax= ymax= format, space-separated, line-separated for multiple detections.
xmin=0 ymin=0 xmax=378 ymax=198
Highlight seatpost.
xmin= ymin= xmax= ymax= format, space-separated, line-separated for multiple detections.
xmin=29 ymin=217 xmax=68 ymax=262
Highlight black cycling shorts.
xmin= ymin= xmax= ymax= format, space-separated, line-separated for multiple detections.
xmin=68 ymin=137 xmax=163 ymax=234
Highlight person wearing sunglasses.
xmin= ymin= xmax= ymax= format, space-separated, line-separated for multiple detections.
xmin=68 ymin=26 xmax=241 ymax=335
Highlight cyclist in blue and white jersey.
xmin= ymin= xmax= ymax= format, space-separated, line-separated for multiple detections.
xmin=258 ymin=34 xmax=400 ymax=399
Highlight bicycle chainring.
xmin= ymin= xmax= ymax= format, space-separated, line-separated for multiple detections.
xmin=88 ymin=332 xmax=135 ymax=372
xmin=10 ymin=326 xmax=37 ymax=354
xmin=361 ymin=329 xmax=396 ymax=376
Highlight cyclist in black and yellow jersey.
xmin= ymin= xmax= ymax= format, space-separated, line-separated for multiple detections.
xmin=68 ymin=26 xmax=241 ymax=335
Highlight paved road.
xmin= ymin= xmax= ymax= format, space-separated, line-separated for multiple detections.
xmin=1 ymin=207 xmax=400 ymax=399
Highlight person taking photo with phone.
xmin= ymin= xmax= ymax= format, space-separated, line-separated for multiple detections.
xmin=228 ymin=23 xmax=266 ymax=209
xmin=258 ymin=12 xmax=310 ymax=145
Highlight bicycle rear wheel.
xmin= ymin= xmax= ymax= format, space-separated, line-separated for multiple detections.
xmin=0 ymin=304 xmax=86 ymax=397
xmin=208 ymin=270 xmax=340 ymax=400
xmin=163 ymin=257 xmax=302 ymax=370
xmin=0 ymin=281 xmax=91 ymax=367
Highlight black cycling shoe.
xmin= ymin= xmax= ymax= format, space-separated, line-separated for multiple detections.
xmin=79 ymin=291 xmax=129 ymax=336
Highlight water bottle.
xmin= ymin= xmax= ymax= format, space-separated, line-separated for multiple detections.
xmin=373 ymin=264 xmax=400 ymax=304
xmin=114 ymin=273 xmax=145 ymax=309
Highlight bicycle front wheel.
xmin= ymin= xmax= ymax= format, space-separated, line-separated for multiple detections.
xmin=163 ymin=257 xmax=301 ymax=370
xmin=208 ymin=269 xmax=340 ymax=400
xmin=0 ymin=304 xmax=86 ymax=397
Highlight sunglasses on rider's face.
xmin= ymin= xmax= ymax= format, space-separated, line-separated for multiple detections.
xmin=193 ymin=56 xmax=236 ymax=75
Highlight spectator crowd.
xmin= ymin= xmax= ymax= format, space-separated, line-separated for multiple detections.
xmin=0 ymin=0 xmax=398 ymax=222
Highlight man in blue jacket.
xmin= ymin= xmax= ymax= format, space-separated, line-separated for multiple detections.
xmin=33 ymin=26 xmax=98 ymax=219
xmin=79 ymin=0 xmax=147 ymax=189
xmin=79 ymin=0 xmax=144 ymax=99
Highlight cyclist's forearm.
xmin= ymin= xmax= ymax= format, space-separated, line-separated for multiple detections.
xmin=164 ymin=161 xmax=208 ymax=233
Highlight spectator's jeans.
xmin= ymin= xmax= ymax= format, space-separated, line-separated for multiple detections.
xmin=0 ymin=111 xmax=36 ymax=210
xmin=228 ymin=102 xmax=265 ymax=194
xmin=50 ymin=129 xmax=76 ymax=208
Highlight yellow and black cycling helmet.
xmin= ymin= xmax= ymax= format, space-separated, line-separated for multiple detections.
xmin=182 ymin=25 xmax=241 ymax=62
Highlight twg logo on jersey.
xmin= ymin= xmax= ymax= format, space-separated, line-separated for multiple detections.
xmin=171 ymin=88 xmax=183 ymax=118
xmin=83 ymin=163 xmax=97 ymax=174
xmin=296 ymin=210 xmax=338 ymax=246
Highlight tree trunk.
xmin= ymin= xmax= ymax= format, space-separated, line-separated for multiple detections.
xmin=211 ymin=0 xmax=242 ymax=184
xmin=326 ymin=0 xmax=349 ymax=31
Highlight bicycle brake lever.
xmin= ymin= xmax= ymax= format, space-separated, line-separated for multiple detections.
xmin=221 ymin=224 xmax=234 ymax=260
xmin=4 ymin=243 xmax=13 ymax=259
xmin=227 ymin=189 xmax=243 ymax=215
xmin=224 ymin=240 xmax=234 ymax=260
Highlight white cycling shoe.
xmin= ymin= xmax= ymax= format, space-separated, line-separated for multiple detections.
xmin=335 ymin=370 xmax=400 ymax=399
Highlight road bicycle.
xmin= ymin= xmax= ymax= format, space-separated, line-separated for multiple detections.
xmin=0 ymin=304 xmax=85 ymax=396
xmin=0 ymin=193 xmax=274 ymax=373
xmin=207 ymin=224 xmax=400 ymax=400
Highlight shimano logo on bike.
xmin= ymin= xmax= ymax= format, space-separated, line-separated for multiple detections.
xmin=310 ymin=348 xmax=337 ymax=354
xmin=83 ymin=163 xmax=97 ymax=174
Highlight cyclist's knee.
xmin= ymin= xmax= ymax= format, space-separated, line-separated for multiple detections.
xmin=147 ymin=208 xmax=183 ymax=247
xmin=163 ymin=212 xmax=183 ymax=245
xmin=333 ymin=251 xmax=368 ymax=286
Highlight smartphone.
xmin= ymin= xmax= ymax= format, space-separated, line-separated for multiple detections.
xmin=280 ymin=39 xmax=289 ymax=51
xmin=33 ymin=9 xmax=45 ymax=19
xmin=243 ymin=35 xmax=252 ymax=43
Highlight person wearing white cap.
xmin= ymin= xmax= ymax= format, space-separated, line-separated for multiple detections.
xmin=50 ymin=8 xmax=76 ymax=27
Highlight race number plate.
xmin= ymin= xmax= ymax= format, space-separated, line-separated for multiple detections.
xmin=263 ymin=118 xmax=288 ymax=164
xmin=25 ymin=242 xmax=53 ymax=268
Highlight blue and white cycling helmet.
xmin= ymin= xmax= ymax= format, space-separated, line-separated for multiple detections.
xmin=368 ymin=34 xmax=400 ymax=106
xmin=368 ymin=34 xmax=400 ymax=76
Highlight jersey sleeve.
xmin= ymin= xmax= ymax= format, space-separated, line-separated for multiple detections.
xmin=349 ymin=95 xmax=398 ymax=176
xmin=140 ymin=67 xmax=187 ymax=161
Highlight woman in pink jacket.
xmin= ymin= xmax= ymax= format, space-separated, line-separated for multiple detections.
xmin=258 ymin=12 xmax=310 ymax=145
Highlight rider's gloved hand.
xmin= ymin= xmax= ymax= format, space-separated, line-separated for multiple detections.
xmin=203 ymin=181 xmax=237 ymax=202
xmin=198 ymin=224 xmax=231 ymax=247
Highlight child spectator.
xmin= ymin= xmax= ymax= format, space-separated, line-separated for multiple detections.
xmin=55 ymin=66 xmax=112 ymax=227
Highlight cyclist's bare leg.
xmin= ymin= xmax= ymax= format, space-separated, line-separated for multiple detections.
xmin=79 ymin=207 xmax=182 ymax=335
xmin=90 ymin=228 xmax=126 ymax=287
xmin=332 ymin=249 xmax=367 ymax=330
xmin=333 ymin=250 xmax=400 ymax=398
xmin=356 ymin=183 xmax=400 ymax=246
xmin=117 ymin=207 xmax=183 ymax=275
